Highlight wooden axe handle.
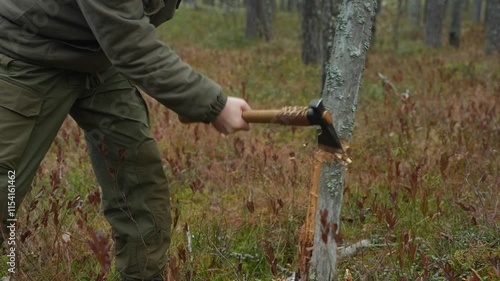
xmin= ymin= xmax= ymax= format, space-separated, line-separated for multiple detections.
xmin=242 ymin=110 xmax=282 ymax=123
xmin=242 ymin=107 xmax=310 ymax=126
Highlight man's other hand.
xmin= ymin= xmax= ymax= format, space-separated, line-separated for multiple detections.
xmin=212 ymin=97 xmax=251 ymax=135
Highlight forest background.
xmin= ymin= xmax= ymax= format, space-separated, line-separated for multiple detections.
xmin=0 ymin=0 xmax=499 ymax=280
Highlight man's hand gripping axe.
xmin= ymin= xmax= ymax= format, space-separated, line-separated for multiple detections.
xmin=242 ymin=99 xmax=344 ymax=154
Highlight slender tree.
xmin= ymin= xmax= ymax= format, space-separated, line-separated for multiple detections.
xmin=408 ymin=0 xmax=421 ymax=27
xmin=288 ymin=0 xmax=298 ymax=11
xmin=485 ymin=0 xmax=500 ymax=54
xmin=298 ymin=1 xmax=377 ymax=280
xmin=321 ymin=0 xmax=340 ymax=88
xmin=424 ymin=0 xmax=446 ymax=47
xmin=302 ymin=0 xmax=322 ymax=64
xmin=393 ymin=0 xmax=404 ymax=51
xmin=246 ymin=0 xmax=274 ymax=41
xmin=472 ymin=0 xmax=483 ymax=22
xmin=280 ymin=0 xmax=286 ymax=10
xmin=246 ymin=0 xmax=258 ymax=37
xmin=449 ymin=0 xmax=464 ymax=47
xmin=261 ymin=0 xmax=275 ymax=42
xmin=371 ymin=0 xmax=383 ymax=43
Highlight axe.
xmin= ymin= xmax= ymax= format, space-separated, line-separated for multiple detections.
xmin=242 ymin=99 xmax=344 ymax=154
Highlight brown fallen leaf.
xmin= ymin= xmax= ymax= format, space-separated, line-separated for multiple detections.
xmin=345 ymin=268 xmax=353 ymax=281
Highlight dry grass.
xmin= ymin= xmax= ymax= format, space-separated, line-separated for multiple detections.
xmin=1 ymin=4 xmax=499 ymax=281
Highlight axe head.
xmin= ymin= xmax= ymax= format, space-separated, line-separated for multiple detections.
xmin=306 ymin=99 xmax=344 ymax=154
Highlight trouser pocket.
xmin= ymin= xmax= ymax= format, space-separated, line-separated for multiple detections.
xmin=0 ymin=78 xmax=43 ymax=171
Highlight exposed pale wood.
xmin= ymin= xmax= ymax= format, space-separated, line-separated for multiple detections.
xmin=297 ymin=152 xmax=323 ymax=280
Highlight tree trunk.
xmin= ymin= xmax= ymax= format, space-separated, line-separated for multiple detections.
xmin=424 ymin=0 xmax=446 ymax=47
xmin=259 ymin=0 xmax=274 ymax=41
xmin=270 ymin=0 xmax=277 ymax=14
xmin=408 ymin=0 xmax=421 ymax=27
xmin=485 ymin=0 xmax=500 ymax=54
xmin=321 ymin=0 xmax=340 ymax=88
xmin=449 ymin=0 xmax=464 ymax=47
xmin=393 ymin=0 xmax=403 ymax=51
xmin=302 ymin=0 xmax=322 ymax=64
xmin=246 ymin=0 xmax=258 ymax=37
xmin=246 ymin=0 xmax=274 ymax=41
xmin=299 ymin=1 xmax=377 ymax=280
xmin=280 ymin=0 xmax=286 ymax=10
xmin=371 ymin=0 xmax=383 ymax=44
xmin=472 ymin=0 xmax=483 ymax=22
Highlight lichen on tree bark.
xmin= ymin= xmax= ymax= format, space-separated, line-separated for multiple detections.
xmin=305 ymin=1 xmax=377 ymax=280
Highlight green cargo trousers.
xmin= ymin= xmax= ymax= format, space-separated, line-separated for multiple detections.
xmin=0 ymin=53 xmax=171 ymax=280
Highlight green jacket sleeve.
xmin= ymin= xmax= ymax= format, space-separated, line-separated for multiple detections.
xmin=75 ymin=0 xmax=227 ymax=123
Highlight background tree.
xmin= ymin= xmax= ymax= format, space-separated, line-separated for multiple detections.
xmin=425 ymin=0 xmax=446 ymax=47
xmin=449 ymin=0 xmax=464 ymax=47
xmin=301 ymin=0 xmax=322 ymax=64
xmin=298 ymin=0 xmax=377 ymax=280
xmin=485 ymin=0 xmax=500 ymax=54
xmin=246 ymin=0 xmax=274 ymax=41
xmin=371 ymin=0 xmax=383 ymax=44
xmin=321 ymin=0 xmax=340 ymax=88
xmin=472 ymin=0 xmax=483 ymax=22
xmin=288 ymin=0 xmax=299 ymax=11
xmin=408 ymin=0 xmax=421 ymax=27
xmin=246 ymin=0 xmax=258 ymax=37
xmin=393 ymin=0 xmax=404 ymax=51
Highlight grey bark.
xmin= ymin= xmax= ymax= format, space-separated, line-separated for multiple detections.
xmin=245 ymin=0 xmax=274 ymax=41
xmin=485 ymin=0 xmax=489 ymax=22
xmin=408 ymin=0 xmax=421 ymax=27
xmin=302 ymin=0 xmax=322 ymax=64
xmin=246 ymin=0 xmax=258 ymax=37
xmin=393 ymin=0 xmax=403 ymax=51
xmin=270 ymin=0 xmax=277 ymax=14
xmin=449 ymin=0 xmax=464 ymax=47
xmin=485 ymin=0 xmax=500 ymax=54
xmin=308 ymin=0 xmax=377 ymax=280
xmin=371 ymin=0 xmax=383 ymax=43
xmin=321 ymin=0 xmax=340 ymax=88
xmin=424 ymin=0 xmax=446 ymax=47
xmin=260 ymin=0 xmax=274 ymax=41
xmin=472 ymin=0 xmax=483 ymax=22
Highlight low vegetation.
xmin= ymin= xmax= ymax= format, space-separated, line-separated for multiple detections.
xmin=1 ymin=4 xmax=498 ymax=281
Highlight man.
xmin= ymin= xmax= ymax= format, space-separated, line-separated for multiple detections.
xmin=0 ymin=0 xmax=250 ymax=280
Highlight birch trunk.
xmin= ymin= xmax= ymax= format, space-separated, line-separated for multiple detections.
xmin=306 ymin=1 xmax=377 ymax=280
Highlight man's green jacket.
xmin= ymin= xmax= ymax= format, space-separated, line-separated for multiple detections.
xmin=0 ymin=0 xmax=227 ymax=123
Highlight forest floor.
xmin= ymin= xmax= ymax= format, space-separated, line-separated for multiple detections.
xmin=1 ymin=4 xmax=499 ymax=281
